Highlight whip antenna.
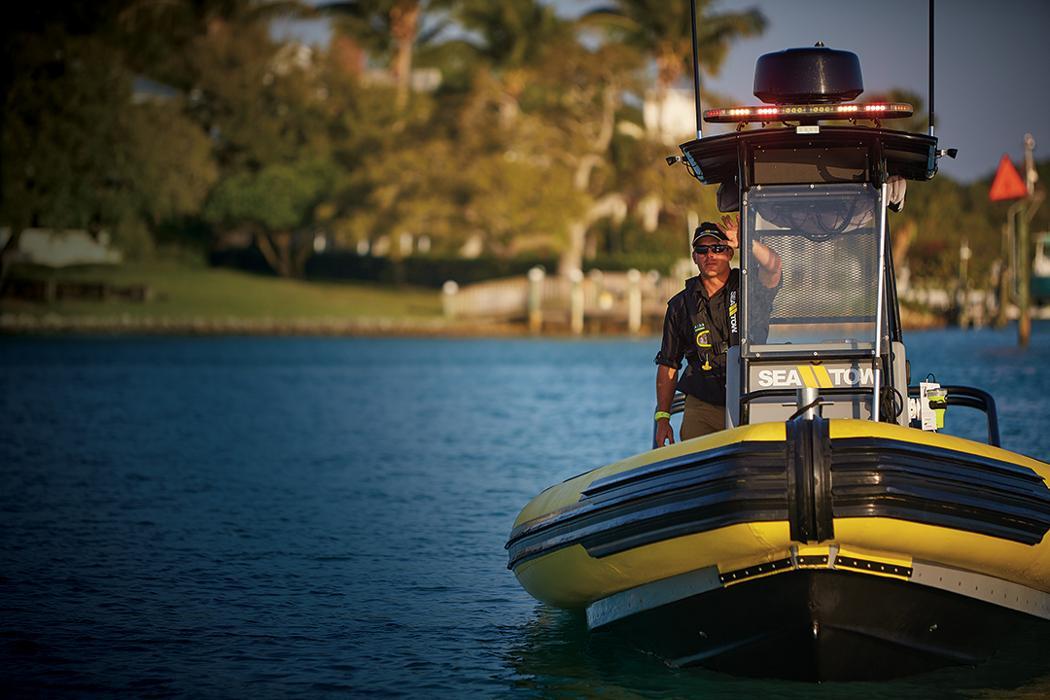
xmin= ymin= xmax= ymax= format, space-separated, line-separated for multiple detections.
xmin=928 ymin=0 xmax=935 ymax=137
xmin=690 ymin=0 xmax=703 ymax=139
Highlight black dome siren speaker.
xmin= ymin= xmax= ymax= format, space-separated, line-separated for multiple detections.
xmin=753 ymin=45 xmax=864 ymax=105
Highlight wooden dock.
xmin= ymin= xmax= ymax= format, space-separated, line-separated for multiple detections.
xmin=441 ymin=268 xmax=685 ymax=334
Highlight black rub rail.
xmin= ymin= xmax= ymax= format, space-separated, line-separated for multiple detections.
xmin=511 ymin=419 xmax=1049 ymax=570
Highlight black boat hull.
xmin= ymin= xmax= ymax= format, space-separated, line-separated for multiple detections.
xmin=598 ymin=568 xmax=1047 ymax=681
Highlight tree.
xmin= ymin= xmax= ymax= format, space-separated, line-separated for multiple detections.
xmin=444 ymin=1 xmax=644 ymax=272
xmin=204 ymin=160 xmax=336 ymax=277
xmin=451 ymin=0 xmax=569 ymax=126
xmin=1 ymin=27 xmax=217 ymax=280
xmin=0 ymin=0 xmax=308 ymax=280
xmin=183 ymin=21 xmax=333 ymax=173
xmin=321 ymin=0 xmax=452 ymax=109
xmin=583 ymin=0 xmax=766 ymax=96
xmin=552 ymin=1 xmax=766 ymax=272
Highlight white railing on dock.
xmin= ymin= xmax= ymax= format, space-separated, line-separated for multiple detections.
xmin=443 ymin=268 xmax=687 ymax=334
xmin=442 ymin=277 xmax=529 ymax=320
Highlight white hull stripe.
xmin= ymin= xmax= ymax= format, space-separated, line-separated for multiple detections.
xmin=910 ymin=560 xmax=1050 ymax=620
xmin=587 ymin=565 xmax=722 ymax=629
xmin=586 ymin=555 xmax=1050 ymax=629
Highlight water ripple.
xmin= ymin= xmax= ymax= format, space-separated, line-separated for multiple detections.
xmin=1 ymin=331 xmax=1049 ymax=696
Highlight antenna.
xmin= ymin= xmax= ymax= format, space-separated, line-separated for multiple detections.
xmin=928 ymin=0 xmax=935 ymax=137
xmin=690 ymin=0 xmax=703 ymax=139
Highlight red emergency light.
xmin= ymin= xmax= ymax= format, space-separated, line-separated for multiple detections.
xmin=704 ymin=102 xmax=913 ymax=124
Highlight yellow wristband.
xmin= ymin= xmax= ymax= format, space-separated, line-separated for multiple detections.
xmin=654 ymin=411 xmax=672 ymax=422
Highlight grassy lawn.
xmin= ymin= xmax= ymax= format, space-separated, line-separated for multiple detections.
xmin=3 ymin=261 xmax=442 ymax=320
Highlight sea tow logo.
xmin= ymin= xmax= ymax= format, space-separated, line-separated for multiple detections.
xmin=757 ymin=365 xmax=875 ymax=388
xmin=728 ymin=291 xmax=738 ymax=335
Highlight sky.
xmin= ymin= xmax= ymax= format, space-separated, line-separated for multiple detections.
xmin=690 ymin=0 xmax=1050 ymax=183
xmin=275 ymin=0 xmax=1050 ymax=183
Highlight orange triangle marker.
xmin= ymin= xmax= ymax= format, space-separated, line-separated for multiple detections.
xmin=989 ymin=154 xmax=1028 ymax=201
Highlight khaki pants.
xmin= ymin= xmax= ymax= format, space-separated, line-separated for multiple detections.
xmin=681 ymin=395 xmax=726 ymax=440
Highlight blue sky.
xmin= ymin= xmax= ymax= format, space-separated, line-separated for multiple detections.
xmin=274 ymin=0 xmax=1049 ymax=182
xmin=685 ymin=0 xmax=1050 ymax=183
xmin=557 ymin=0 xmax=1050 ymax=183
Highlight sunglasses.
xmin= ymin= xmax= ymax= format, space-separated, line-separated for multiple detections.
xmin=693 ymin=244 xmax=729 ymax=255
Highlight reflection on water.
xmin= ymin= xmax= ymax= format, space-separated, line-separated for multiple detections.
xmin=505 ymin=604 xmax=1050 ymax=699
xmin=1 ymin=327 xmax=1049 ymax=695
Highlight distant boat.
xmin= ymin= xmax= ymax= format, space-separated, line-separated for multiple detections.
xmin=1032 ymin=232 xmax=1050 ymax=305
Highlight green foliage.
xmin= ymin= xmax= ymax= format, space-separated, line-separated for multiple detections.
xmin=582 ymin=0 xmax=766 ymax=89
xmin=2 ymin=31 xmax=132 ymax=231
xmin=125 ymin=101 xmax=219 ymax=224
xmin=1 ymin=26 xmax=217 ymax=260
xmin=899 ymin=160 xmax=1050 ymax=286
xmin=464 ymin=153 xmax=586 ymax=255
xmin=5 ymin=0 xmax=1035 ymax=296
xmin=454 ymin=0 xmax=569 ymax=70
xmin=587 ymin=251 xmax=680 ymax=275
xmin=205 ymin=160 xmax=334 ymax=232
xmin=305 ymin=251 xmax=558 ymax=286
xmin=184 ymin=22 xmax=333 ymax=171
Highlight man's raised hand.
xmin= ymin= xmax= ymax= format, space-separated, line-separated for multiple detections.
xmin=719 ymin=214 xmax=740 ymax=249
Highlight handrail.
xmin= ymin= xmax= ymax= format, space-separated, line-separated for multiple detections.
xmin=653 ymin=385 xmax=1001 ymax=449
xmin=740 ymin=387 xmax=870 ymax=405
xmin=908 ymin=385 xmax=1000 ymax=448
xmin=739 ymin=387 xmax=887 ymax=425
xmin=654 ymin=388 xmax=873 ymax=449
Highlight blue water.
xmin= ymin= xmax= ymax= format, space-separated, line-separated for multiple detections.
xmin=2 ymin=326 xmax=1050 ymax=697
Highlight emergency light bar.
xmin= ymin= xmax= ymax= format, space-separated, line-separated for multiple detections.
xmin=704 ymin=102 xmax=913 ymax=123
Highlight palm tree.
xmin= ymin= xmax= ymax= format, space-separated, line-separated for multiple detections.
xmin=454 ymin=0 xmax=567 ymax=70
xmin=320 ymin=0 xmax=451 ymax=109
xmin=447 ymin=0 xmax=570 ymax=125
xmin=584 ymin=0 xmax=766 ymax=95
xmin=448 ymin=0 xmax=644 ymax=274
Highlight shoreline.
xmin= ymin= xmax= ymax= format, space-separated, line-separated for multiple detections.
xmin=0 ymin=312 xmax=633 ymax=337
xmin=1 ymin=310 xmax=952 ymax=337
xmin=0 ymin=312 xmax=523 ymax=337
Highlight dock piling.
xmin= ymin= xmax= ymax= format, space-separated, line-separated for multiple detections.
xmin=528 ymin=266 xmax=545 ymax=334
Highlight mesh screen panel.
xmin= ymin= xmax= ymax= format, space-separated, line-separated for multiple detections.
xmin=745 ymin=184 xmax=881 ymax=345
xmin=758 ymin=230 xmax=879 ymax=321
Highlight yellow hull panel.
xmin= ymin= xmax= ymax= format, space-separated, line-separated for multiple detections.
xmin=513 ymin=422 xmax=787 ymax=528
xmin=516 ymin=518 xmax=1050 ymax=609
xmin=516 ymin=522 xmax=790 ymax=608
xmin=509 ymin=419 xmax=1050 ymax=609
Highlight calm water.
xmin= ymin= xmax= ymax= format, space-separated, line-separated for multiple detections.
xmin=2 ymin=325 xmax=1050 ymax=698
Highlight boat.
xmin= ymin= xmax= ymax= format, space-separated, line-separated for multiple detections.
xmin=1032 ymin=232 xmax=1050 ymax=304
xmin=505 ymin=35 xmax=1050 ymax=682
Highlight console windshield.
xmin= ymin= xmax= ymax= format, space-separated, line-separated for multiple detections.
xmin=744 ymin=183 xmax=883 ymax=350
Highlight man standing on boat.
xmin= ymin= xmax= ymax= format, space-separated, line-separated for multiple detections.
xmin=654 ymin=216 xmax=782 ymax=444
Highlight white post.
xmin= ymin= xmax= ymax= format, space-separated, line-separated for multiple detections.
xmin=569 ymin=268 xmax=584 ymax=335
xmin=441 ymin=280 xmax=459 ymax=320
xmin=873 ymin=183 xmax=889 ymax=422
xmin=627 ymin=268 xmax=642 ymax=334
xmin=527 ymin=266 xmax=545 ymax=334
